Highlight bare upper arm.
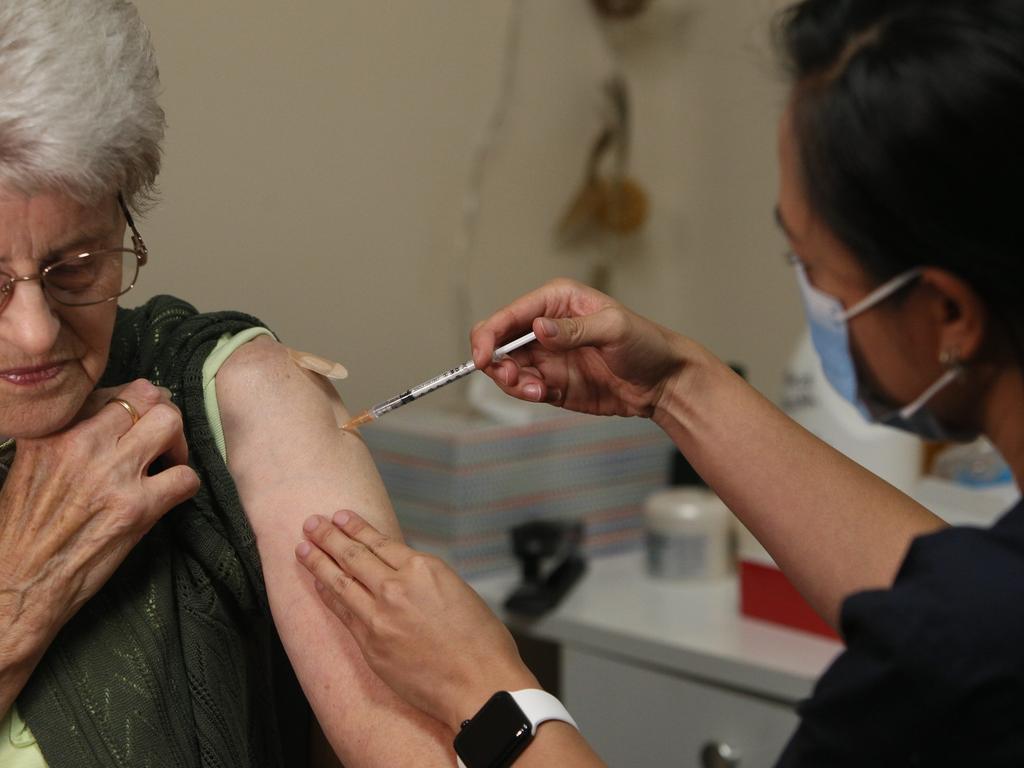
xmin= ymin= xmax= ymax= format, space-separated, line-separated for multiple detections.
xmin=215 ymin=336 xmax=399 ymax=538
xmin=214 ymin=335 xmax=450 ymax=765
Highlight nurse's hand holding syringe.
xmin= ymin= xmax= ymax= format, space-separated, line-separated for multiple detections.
xmin=469 ymin=278 xmax=688 ymax=421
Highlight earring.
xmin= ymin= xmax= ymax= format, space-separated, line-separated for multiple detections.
xmin=939 ymin=348 xmax=961 ymax=368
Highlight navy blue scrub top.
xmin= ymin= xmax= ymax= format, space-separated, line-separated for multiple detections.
xmin=776 ymin=498 xmax=1024 ymax=767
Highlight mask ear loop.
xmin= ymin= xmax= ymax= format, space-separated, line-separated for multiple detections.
xmin=898 ymin=350 xmax=965 ymax=419
xmin=841 ymin=268 xmax=924 ymax=321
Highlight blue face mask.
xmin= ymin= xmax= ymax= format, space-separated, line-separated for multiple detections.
xmin=793 ymin=260 xmax=974 ymax=442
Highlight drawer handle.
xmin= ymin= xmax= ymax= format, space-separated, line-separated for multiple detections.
xmin=700 ymin=741 xmax=741 ymax=768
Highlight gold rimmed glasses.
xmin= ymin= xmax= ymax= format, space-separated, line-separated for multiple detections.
xmin=0 ymin=193 xmax=148 ymax=312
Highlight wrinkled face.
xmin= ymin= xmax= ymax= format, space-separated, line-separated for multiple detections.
xmin=0 ymin=190 xmax=123 ymax=438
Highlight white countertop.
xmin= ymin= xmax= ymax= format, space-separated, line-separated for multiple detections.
xmin=471 ymin=551 xmax=843 ymax=705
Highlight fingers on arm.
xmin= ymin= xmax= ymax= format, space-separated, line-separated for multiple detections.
xmin=329 ymin=510 xmax=414 ymax=570
xmin=304 ymin=509 xmax=413 ymax=569
xmin=295 ymin=520 xmax=376 ymax=625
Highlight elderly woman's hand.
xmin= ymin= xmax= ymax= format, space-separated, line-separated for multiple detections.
xmin=0 ymin=378 xmax=199 ymax=662
xmin=296 ymin=511 xmax=539 ymax=733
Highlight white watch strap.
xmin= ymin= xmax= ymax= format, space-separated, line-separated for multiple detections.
xmin=454 ymin=689 xmax=579 ymax=768
xmin=509 ymin=689 xmax=579 ymax=734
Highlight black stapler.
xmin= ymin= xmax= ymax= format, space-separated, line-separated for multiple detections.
xmin=503 ymin=520 xmax=587 ymax=617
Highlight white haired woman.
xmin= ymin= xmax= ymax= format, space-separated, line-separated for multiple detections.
xmin=0 ymin=1 xmax=453 ymax=766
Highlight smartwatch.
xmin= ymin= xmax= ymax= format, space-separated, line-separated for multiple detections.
xmin=454 ymin=689 xmax=579 ymax=768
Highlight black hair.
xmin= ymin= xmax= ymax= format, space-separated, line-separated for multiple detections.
xmin=777 ymin=0 xmax=1024 ymax=356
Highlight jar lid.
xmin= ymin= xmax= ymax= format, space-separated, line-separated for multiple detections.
xmin=644 ymin=488 xmax=728 ymax=533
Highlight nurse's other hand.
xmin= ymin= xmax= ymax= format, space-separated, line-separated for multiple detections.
xmin=297 ymin=511 xmax=538 ymax=733
xmin=470 ymin=278 xmax=685 ymax=419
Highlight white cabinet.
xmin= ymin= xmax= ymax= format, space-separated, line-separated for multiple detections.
xmin=471 ymin=553 xmax=841 ymax=767
xmin=563 ymin=646 xmax=798 ymax=767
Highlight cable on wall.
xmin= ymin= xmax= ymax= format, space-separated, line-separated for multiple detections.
xmin=450 ymin=0 xmax=526 ymax=363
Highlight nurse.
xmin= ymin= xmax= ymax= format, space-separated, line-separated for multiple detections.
xmin=296 ymin=0 xmax=1024 ymax=765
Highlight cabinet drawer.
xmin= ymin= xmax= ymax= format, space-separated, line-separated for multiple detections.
xmin=563 ymin=647 xmax=798 ymax=767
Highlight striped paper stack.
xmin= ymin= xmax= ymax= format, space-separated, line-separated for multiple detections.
xmin=363 ymin=405 xmax=674 ymax=577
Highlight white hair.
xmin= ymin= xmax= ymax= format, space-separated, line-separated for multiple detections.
xmin=0 ymin=0 xmax=165 ymax=211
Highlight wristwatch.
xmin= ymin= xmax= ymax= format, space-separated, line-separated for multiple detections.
xmin=454 ymin=689 xmax=579 ymax=768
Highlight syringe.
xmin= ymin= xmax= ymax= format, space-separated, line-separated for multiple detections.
xmin=341 ymin=331 xmax=537 ymax=431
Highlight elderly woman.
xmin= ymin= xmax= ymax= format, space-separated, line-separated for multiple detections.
xmin=296 ymin=0 xmax=1024 ymax=766
xmin=0 ymin=1 xmax=452 ymax=766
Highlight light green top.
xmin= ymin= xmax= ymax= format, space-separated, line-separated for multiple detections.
xmin=0 ymin=707 xmax=39 ymax=768
xmin=201 ymin=327 xmax=275 ymax=463
xmin=0 ymin=327 xmax=273 ymax=766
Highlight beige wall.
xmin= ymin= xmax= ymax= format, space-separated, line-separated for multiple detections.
xmin=131 ymin=0 xmax=802 ymax=410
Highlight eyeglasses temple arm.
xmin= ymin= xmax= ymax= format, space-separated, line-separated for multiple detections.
xmin=117 ymin=192 xmax=148 ymax=261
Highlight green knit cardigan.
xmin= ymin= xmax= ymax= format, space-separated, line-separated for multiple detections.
xmin=14 ymin=295 xmax=309 ymax=768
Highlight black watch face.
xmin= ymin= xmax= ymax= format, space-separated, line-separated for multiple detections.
xmin=454 ymin=691 xmax=533 ymax=768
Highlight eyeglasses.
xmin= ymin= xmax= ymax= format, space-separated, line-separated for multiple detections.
xmin=0 ymin=193 xmax=148 ymax=313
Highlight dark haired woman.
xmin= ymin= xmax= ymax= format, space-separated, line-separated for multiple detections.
xmin=295 ymin=1 xmax=1024 ymax=765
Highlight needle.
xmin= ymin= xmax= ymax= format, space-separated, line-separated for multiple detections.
xmin=341 ymin=331 xmax=538 ymax=431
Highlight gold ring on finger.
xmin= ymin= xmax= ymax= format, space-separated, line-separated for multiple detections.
xmin=107 ymin=397 xmax=141 ymax=426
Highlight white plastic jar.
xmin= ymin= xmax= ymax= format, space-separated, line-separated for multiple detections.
xmin=644 ymin=487 xmax=732 ymax=580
